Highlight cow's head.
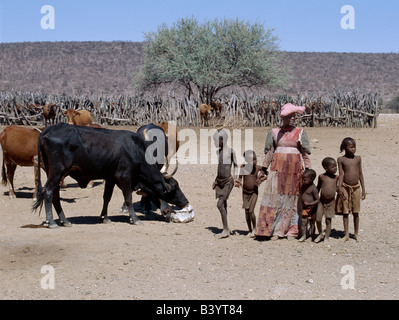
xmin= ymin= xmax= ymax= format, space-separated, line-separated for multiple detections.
xmin=137 ymin=175 xmax=188 ymax=209
xmin=64 ymin=109 xmax=77 ymax=124
xmin=138 ymin=159 xmax=189 ymax=210
xmin=162 ymin=175 xmax=189 ymax=209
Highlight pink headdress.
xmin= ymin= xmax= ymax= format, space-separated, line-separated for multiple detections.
xmin=280 ymin=103 xmax=305 ymax=117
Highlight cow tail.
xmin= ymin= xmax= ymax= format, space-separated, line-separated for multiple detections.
xmin=32 ymin=133 xmax=44 ymax=214
xmin=1 ymin=157 xmax=7 ymax=186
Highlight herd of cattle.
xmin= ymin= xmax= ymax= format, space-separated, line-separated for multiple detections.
xmin=0 ymin=109 xmax=189 ymax=228
xmin=9 ymin=100 xmax=223 ymax=127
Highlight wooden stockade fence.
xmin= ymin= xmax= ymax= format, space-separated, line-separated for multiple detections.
xmin=0 ymin=90 xmax=381 ymax=128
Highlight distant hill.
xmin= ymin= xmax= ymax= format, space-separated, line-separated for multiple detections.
xmin=0 ymin=41 xmax=398 ymax=105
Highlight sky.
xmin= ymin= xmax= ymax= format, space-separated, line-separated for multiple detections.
xmin=0 ymin=0 xmax=398 ymax=53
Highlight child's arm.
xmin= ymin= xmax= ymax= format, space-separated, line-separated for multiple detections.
xmin=304 ymin=186 xmax=320 ymax=206
xmin=236 ymin=165 xmax=244 ymax=188
xmin=337 ymin=157 xmax=346 ymax=200
xmin=255 ymin=165 xmax=267 ymax=186
xmin=358 ymin=156 xmax=366 ymax=200
xmin=231 ymin=149 xmax=241 ymax=187
xmin=312 ymin=186 xmax=320 ymax=205
xmin=316 ymin=175 xmax=322 ymax=192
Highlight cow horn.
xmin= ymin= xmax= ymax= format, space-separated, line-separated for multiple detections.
xmin=160 ymin=162 xmax=167 ymax=173
xmin=143 ymin=128 xmax=150 ymax=141
xmin=163 ymin=159 xmax=178 ymax=180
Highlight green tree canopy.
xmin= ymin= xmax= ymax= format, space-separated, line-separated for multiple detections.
xmin=134 ymin=17 xmax=289 ymax=104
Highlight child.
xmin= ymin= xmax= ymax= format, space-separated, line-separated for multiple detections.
xmin=337 ymin=137 xmax=366 ymax=242
xmin=315 ymin=157 xmax=338 ymax=243
xmin=212 ymin=129 xmax=240 ymax=238
xmin=236 ymin=150 xmax=267 ymax=237
xmin=298 ymin=169 xmax=320 ymax=242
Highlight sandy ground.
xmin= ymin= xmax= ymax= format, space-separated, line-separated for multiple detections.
xmin=0 ymin=114 xmax=398 ymax=301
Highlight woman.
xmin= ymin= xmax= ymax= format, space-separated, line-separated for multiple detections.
xmin=256 ymin=103 xmax=311 ymax=240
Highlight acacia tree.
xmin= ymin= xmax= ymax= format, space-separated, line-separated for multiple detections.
xmin=134 ymin=17 xmax=289 ymax=104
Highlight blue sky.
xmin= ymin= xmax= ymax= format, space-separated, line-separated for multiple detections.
xmin=0 ymin=0 xmax=398 ymax=53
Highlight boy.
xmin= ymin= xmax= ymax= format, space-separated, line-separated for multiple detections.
xmin=298 ymin=169 xmax=320 ymax=242
xmin=315 ymin=157 xmax=338 ymax=243
xmin=212 ymin=129 xmax=240 ymax=238
xmin=337 ymin=137 xmax=366 ymax=242
xmin=237 ymin=150 xmax=267 ymax=237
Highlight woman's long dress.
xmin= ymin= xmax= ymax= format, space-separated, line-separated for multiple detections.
xmin=256 ymin=127 xmax=311 ymax=238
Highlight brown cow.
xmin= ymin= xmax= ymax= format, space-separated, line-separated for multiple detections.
xmin=65 ymin=109 xmax=93 ymax=126
xmin=43 ymin=103 xmax=57 ymax=126
xmin=199 ymin=104 xmax=213 ymax=127
xmin=0 ymin=125 xmax=44 ymax=200
xmin=210 ymin=101 xmax=223 ymax=118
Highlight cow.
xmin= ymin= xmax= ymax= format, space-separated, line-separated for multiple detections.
xmin=0 ymin=125 xmax=44 ymax=200
xmin=199 ymin=104 xmax=213 ymax=127
xmin=42 ymin=103 xmax=57 ymax=126
xmin=32 ymin=123 xmax=189 ymax=228
xmin=210 ymin=101 xmax=223 ymax=118
xmin=135 ymin=123 xmax=182 ymax=218
xmin=138 ymin=122 xmax=180 ymax=172
xmin=62 ymin=113 xmax=101 ymax=188
xmin=65 ymin=109 xmax=93 ymax=126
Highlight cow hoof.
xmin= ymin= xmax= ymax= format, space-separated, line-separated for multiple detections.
xmin=101 ymin=217 xmax=111 ymax=224
xmin=61 ymin=220 xmax=73 ymax=227
xmin=48 ymin=223 xmax=59 ymax=229
xmin=130 ymin=219 xmax=143 ymax=226
xmin=119 ymin=206 xmax=129 ymax=214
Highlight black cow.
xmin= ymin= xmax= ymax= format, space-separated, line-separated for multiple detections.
xmin=137 ymin=123 xmax=169 ymax=171
xmin=134 ymin=123 xmax=179 ymax=220
xmin=32 ymin=123 xmax=188 ymax=228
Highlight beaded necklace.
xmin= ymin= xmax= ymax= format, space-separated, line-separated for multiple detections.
xmin=281 ymin=126 xmax=294 ymax=133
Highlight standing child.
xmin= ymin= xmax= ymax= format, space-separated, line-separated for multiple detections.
xmin=212 ymin=129 xmax=240 ymax=238
xmin=236 ymin=150 xmax=267 ymax=237
xmin=315 ymin=157 xmax=338 ymax=243
xmin=336 ymin=137 xmax=366 ymax=242
xmin=298 ymin=169 xmax=320 ymax=242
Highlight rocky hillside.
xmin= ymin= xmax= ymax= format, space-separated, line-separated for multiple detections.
xmin=0 ymin=41 xmax=398 ymax=104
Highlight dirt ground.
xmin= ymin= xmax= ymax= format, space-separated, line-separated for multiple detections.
xmin=0 ymin=114 xmax=398 ymax=300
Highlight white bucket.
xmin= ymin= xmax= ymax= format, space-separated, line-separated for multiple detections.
xmin=170 ymin=205 xmax=195 ymax=223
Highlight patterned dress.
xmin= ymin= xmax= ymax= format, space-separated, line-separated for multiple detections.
xmin=256 ymin=127 xmax=311 ymax=238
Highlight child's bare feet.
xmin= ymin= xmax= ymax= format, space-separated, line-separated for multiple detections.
xmin=324 ymin=237 xmax=330 ymax=243
xmin=217 ymin=230 xmax=230 ymax=239
xmin=298 ymin=235 xmax=306 ymax=242
xmin=354 ymin=234 xmax=359 ymax=242
xmin=343 ymin=234 xmax=350 ymax=242
xmin=314 ymin=234 xmax=323 ymax=243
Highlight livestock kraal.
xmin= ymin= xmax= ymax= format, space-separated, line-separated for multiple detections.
xmin=0 ymin=90 xmax=380 ymax=128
